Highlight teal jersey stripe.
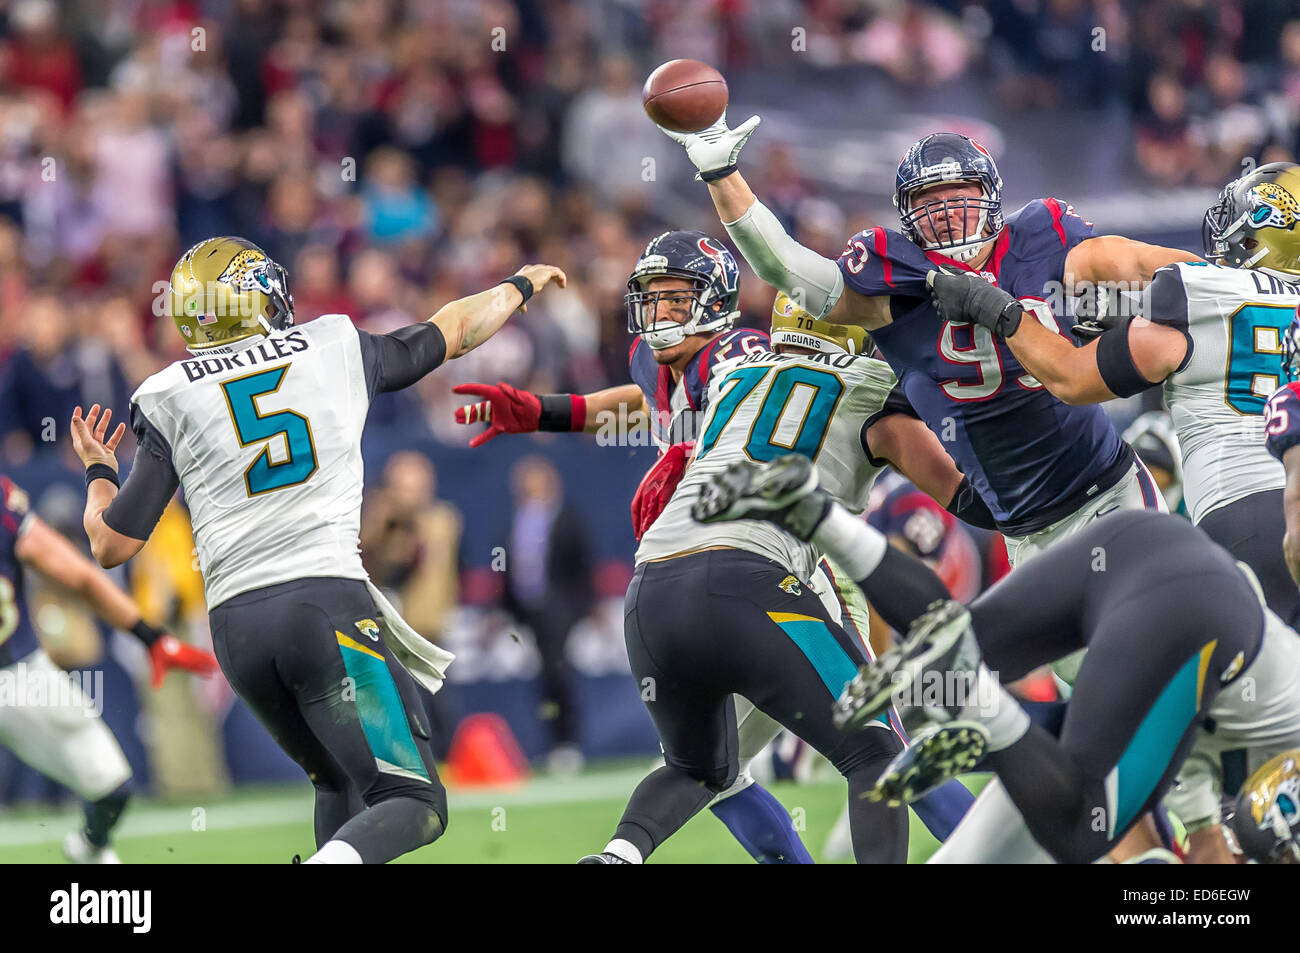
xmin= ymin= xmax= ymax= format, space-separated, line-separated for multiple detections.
xmin=1114 ymin=649 xmax=1204 ymax=831
xmin=337 ymin=642 xmax=430 ymax=782
xmin=770 ymin=616 xmax=860 ymax=699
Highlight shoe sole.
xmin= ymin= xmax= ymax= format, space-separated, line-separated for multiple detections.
xmin=833 ymin=600 xmax=972 ymax=732
xmin=871 ymin=721 xmax=989 ymax=806
xmin=693 ymin=455 xmax=816 ymax=523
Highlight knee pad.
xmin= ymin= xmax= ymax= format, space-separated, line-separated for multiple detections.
xmin=707 ymin=767 xmax=755 ymax=807
xmin=668 ymin=756 xmax=737 ymax=795
xmin=832 ymin=723 xmax=904 ymax=778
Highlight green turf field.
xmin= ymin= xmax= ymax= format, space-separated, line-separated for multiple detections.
xmin=0 ymin=760 xmax=986 ymax=863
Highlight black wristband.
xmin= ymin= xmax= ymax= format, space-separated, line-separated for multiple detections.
xmin=537 ymin=394 xmax=574 ymax=432
xmin=499 ymin=275 xmax=534 ymax=306
xmin=131 ymin=619 xmax=165 ymax=648
xmin=995 ymin=300 xmax=1024 ymax=337
xmin=1097 ymin=320 xmax=1158 ymax=398
xmin=700 ymin=165 xmax=738 ymax=183
xmin=945 ymin=476 xmax=997 ymax=531
xmin=85 ymin=464 xmax=120 ymax=488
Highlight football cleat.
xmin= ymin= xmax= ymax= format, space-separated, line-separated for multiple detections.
xmin=63 ymin=831 xmax=122 ymax=865
xmin=577 ymin=852 xmax=630 ymax=864
xmin=869 ymin=721 xmax=989 ymax=807
xmin=692 ymin=455 xmax=831 ymax=541
xmin=833 ymin=599 xmax=982 ymax=732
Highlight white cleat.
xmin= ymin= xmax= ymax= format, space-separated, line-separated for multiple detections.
xmin=63 ymin=831 xmax=122 ymax=864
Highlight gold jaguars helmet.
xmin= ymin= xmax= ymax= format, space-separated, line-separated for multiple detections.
xmin=1230 ymin=749 xmax=1300 ymax=863
xmin=770 ymin=291 xmax=874 ymax=356
xmin=1203 ymin=162 xmax=1300 ymax=273
xmin=169 ymin=237 xmax=294 ymax=352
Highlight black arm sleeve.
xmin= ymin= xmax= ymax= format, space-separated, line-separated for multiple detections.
xmin=103 ymin=404 xmax=180 ymax=541
xmin=1096 ymin=320 xmax=1161 ymax=399
xmin=357 ymin=323 xmax=448 ymax=398
xmin=861 ymin=381 xmax=921 ymax=468
xmin=857 ymin=545 xmax=953 ymax=635
xmin=945 ymin=475 xmax=997 ymax=531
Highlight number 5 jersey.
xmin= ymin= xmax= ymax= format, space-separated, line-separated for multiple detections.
xmin=125 ymin=314 xmax=446 ymax=608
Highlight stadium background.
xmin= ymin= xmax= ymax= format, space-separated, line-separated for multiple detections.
xmin=0 ymin=0 xmax=1289 ymax=861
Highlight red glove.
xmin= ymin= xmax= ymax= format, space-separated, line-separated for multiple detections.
xmin=631 ymin=442 xmax=693 ymax=541
xmin=149 ymin=634 xmax=220 ymax=689
xmin=453 ymin=382 xmax=543 ymax=448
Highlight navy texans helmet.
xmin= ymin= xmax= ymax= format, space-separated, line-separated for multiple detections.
xmin=626 ymin=230 xmax=740 ymax=350
xmin=894 ymin=133 xmax=1005 ymax=263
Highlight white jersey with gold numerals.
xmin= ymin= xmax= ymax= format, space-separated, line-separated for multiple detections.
xmin=636 ymin=348 xmax=896 ymax=581
xmin=131 ymin=314 xmax=371 ymax=608
xmin=1149 ymin=262 xmax=1299 ymax=523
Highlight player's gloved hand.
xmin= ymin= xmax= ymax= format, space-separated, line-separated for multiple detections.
xmin=656 ymin=110 xmax=761 ymax=181
xmin=630 ymin=441 xmax=693 ymax=541
xmin=149 ymin=634 xmax=219 ymax=689
xmin=1070 ymin=313 xmax=1124 ymax=340
xmin=453 ymin=383 xmax=542 ymax=447
xmin=926 ymin=270 xmax=1024 ymax=338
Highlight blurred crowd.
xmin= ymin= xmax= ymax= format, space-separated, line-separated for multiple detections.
xmin=3 ymin=0 xmax=1300 ymax=465
xmin=0 ymin=0 xmax=1239 ymax=788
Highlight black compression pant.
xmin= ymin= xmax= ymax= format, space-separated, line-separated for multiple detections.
xmin=211 ymin=577 xmax=447 ymax=863
xmin=1198 ymin=488 xmax=1300 ymax=629
xmin=965 ymin=512 xmax=1265 ymax=862
xmin=617 ymin=549 xmax=907 ymax=864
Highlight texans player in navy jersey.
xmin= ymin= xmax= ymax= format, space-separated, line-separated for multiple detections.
xmin=656 ymin=119 xmax=1198 ymax=859
xmin=0 ymin=475 xmax=217 ymax=862
xmin=659 ymin=125 xmax=1198 ymax=560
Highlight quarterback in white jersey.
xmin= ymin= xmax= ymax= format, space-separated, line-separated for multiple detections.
xmin=71 ymin=236 xmax=566 ymax=865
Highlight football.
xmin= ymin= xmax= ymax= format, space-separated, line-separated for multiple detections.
xmin=641 ymin=59 xmax=728 ymax=132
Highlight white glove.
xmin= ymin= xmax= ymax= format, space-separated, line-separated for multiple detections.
xmin=656 ymin=111 xmax=761 ymax=181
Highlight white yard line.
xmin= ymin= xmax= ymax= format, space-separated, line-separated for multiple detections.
xmin=0 ymin=766 xmax=658 ymax=848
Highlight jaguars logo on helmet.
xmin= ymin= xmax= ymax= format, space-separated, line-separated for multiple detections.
xmin=626 ymin=230 xmax=740 ymax=350
xmin=770 ymin=291 xmax=874 ymax=356
xmin=169 ymin=237 xmax=294 ymax=354
xmin=1230 ymin=749 xmax=1300 ymax=863
xmin=1203 ymin=162 xmax=1300 ymax=273
xmin=894 ymin=132 xmax=1005 ymax=263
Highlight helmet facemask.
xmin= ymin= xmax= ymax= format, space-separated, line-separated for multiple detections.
xmin=899 ymin=182 xmax=1002 ymax=263
xmin=626 ymin=271 xmax=733 ymax=350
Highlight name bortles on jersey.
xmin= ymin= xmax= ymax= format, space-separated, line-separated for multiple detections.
xmin=137 ymin=237 xmax=372 ymax=606
xmin=636 ymin=293 xmax=893 ymax=581
xmin=1153 ymin=162 xmax=1300 ymax=523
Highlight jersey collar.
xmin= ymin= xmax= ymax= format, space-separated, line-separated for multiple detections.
xmin=922 ymin=227 xmax=1010 ymax=283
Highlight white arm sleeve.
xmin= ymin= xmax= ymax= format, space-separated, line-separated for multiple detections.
xmin=724 ymin=200 xmax=846 ymax=319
